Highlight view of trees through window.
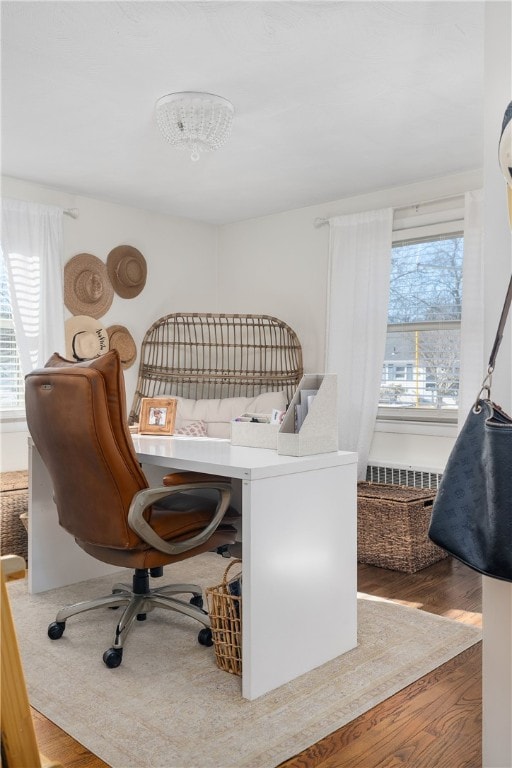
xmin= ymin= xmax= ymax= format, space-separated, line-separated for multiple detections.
xmin=380 ymin=233 xmax=463 ymax=414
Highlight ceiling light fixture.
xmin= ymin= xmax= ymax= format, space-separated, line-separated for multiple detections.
xmin=155 ymin=91 xmax=235 ymax=162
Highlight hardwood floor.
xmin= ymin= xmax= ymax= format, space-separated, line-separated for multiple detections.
xmin=31 ymin=557 xmax=482 ymax=768
xmin=279 ymin=557 xmax=482 ymax=768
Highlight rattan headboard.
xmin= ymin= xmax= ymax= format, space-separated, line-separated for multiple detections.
xmin=129 ymin=313 xmax=303 ymax=424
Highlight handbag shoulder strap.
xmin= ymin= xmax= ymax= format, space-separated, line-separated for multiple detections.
xmin=475 ymin=275 xmax=512 ymax=406
xmin=488 ymin=275 xmax=512 ymax=372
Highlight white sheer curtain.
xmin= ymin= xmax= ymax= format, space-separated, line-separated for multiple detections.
xmin=458 ymin=190 xmax=485 ymax=426
xmin=325 ymin=208 xmax=393 ymax=479
xmin=1 ymin=198 xmax=65 ymax=375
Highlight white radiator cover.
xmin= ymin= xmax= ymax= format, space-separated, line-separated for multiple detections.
xmin=365 ymin=463 xmax=442 ymax=490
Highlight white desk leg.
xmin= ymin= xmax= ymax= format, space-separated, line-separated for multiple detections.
xmin=241 ymin=461 xmax=357 ymax=700
xmin=28 ymin=442 xmax=119 ymax=594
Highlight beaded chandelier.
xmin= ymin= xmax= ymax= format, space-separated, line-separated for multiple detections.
xmin=155 ymin=91 xmax=235 ymax=162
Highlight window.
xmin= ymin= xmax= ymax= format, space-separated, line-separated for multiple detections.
xmin=379 ymin=229 xmax=463 ymax=422
xmin=0 ymin=254 xmax=25 ymax=412
xmin=1 ymin=200 xmax=65 ymax=422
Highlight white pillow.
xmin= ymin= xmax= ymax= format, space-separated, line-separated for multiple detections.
xmin=174 ymin=392 xmax=287 ymax=438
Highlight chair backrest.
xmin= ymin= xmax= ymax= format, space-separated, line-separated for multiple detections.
xmin=25 ymin=351 xmax=147 ymax=549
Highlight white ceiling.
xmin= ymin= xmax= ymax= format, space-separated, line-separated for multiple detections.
xmin=1 ymin=1 xmax=485 ymax=226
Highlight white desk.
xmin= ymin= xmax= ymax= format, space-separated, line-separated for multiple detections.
xmin=28 ymin=436 xmax=358 ymax=700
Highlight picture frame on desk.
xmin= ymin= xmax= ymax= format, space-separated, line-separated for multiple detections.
xmin=139 ymin=398 xmax=177 ymax=435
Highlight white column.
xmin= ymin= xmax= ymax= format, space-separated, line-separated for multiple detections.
xmin=482 ymin=4 xmax=512 ymax=767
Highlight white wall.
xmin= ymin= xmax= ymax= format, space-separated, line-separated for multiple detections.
xmin=217 ymin=169 xmax=482 ymax=470
xmin=1 ymin=176 xmax=219 ymax=471
xmin=1 ymin=167 xmax=487 ymax=474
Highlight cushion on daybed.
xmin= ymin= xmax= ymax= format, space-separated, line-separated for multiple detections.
xmin=173 ymin=392 xmax=287 ymax=438
xmin=174 ymin=420 xmax=208 ymax=437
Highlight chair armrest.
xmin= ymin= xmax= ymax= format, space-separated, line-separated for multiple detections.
xmin=127 ymin=483 xmax=232 ymax=556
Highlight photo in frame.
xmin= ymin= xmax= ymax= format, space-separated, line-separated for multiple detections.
xmin=139 ymin=398 xmax=177 ymax=435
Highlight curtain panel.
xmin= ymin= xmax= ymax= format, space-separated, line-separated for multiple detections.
xmin=458 ymin=190 xmax=485 ymax=426
xmin=325 ymin=208 xmax=393 ymax=480
xmin=1 ymin=198 xmax=65 ymax=376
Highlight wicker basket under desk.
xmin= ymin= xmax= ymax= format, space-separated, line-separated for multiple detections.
xmin=206 ymin=559 xmax=242 ymax=677
xmin=357 ymin=482 xmax=448 ymax=574
xmin=0 ymin=471 xmax=29 ymax=564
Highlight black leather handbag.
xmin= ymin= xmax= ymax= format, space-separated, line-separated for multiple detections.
xmin=428 ymin=276 xmax=512 ymax=582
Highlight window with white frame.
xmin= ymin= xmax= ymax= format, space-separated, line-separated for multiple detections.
xmin=379 ymin=197 xmax=465 ymax=422
xmin=0 ymin=254 xmax=25 ymax=411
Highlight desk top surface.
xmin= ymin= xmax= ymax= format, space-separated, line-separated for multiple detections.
xmin=132 ymin=434 xmax=357 ymax=480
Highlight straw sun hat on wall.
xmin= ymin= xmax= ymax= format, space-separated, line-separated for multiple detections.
xmin=65 ymin=316 xmax=109 ymax=362
xmin=64 ymin=253 xmax=114 ymax=319
xmin=107 ymin=325 xmax=137 ymax=369
xmin=107 ymin=245 xmax=147 ymax=299
xmin=64 ymin=317 xmax=137 ymax=368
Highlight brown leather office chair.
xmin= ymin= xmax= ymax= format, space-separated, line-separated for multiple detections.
xmin=24 ymin=350 xmax=237 ymax=668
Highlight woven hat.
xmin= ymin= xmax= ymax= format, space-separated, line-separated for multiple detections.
xmin=107 ymin=245 xmax=147 ymax=299
xmin=107 ymin=325 xmax=137 ymax=369
xmin=499 ymin=101 xmax=512 ymax=226
xmin=64 ymin=253 xmax=114 ymax=319
xmin=65 ymin=316 xmax=109 ymax=362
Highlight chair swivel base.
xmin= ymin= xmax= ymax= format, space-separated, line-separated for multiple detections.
xmin=47 ymin=568 xmax=213 ymax=668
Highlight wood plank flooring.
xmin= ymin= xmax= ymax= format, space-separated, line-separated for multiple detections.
xmin=279 ymin=557 xmax=482 ymax=768
xmin=31 ymin=557 xmax=482 ymax=768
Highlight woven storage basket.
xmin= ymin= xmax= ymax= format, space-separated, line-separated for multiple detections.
xmin=206 ymin=559 xmax=242 ymax=676
xmin=357 ymin=482 xmax=448 ymax=573
xmin=0 ymin=471 xmax=29 ymax=563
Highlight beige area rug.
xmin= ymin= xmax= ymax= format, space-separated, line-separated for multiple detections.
xmin=8 ymin=553 xmax=481 ymax=768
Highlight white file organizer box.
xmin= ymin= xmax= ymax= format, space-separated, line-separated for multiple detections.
xmin=277 ymin=374 xmax=338 ymax=456
xmin=231 ymin=421 xmax=279 ymax=449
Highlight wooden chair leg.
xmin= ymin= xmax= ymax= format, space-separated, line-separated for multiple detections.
xmin=1 ymin=554 xmax=63 ymax=768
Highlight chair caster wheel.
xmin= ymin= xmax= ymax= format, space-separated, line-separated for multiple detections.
xmin=216 ymin=545 xmax=231 ymax=558
xmin=198 ymin=628 xmax=213 ymax=647
xmin=189 ymin=594 xmax=203 ymax=609
xmin=103 ymin=647 xmax=123 ymax=668
xmin=48 ymin=621 xmax=65 ymax=639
